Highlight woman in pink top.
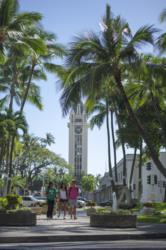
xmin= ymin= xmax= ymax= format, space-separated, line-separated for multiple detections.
xmin=68 ymin=180 xmax=79 ymax=219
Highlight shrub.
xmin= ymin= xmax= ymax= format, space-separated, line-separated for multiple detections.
xmin=143 ymin=202 xmax=153 ymax=208
xmin=86 ymin=200 xmax=96 ymax=207
xmin=96 ymin=207 xmax=131 ymax=215
xmin=0 ymin=194 xmax=22 ymax=210
xmin=119 ymin=203 xmax=135 ymax=209
xmin=0 ymin=197 xmax=8 ymax=210
xmin=5 ymin=207 xmax=31 ymax=214
xmin=96 ymin=207 xmax=111 ymax=214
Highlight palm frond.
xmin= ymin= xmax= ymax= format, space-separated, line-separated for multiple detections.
xmin=159 ymin=9 xmax=166 ymax=23
xmin=90 ymin=112 xmax=105 ymax=129
xmin=156 ymin=33 xmax=166 ymax=54
xmin=0 ymin=0 xmax=19 ymax=26
xmin=27 ymin=84 xmax=43 ymax=110
xmin=130 ymin=25 xmax=158 ymax=48
xmin=11 ymin=12 xmax=42 ymax=27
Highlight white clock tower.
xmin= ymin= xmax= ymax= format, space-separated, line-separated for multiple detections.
xmin=68 ymin=103 xmax=88 ymax=183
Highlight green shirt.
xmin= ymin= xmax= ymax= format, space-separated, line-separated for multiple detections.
xmin=46 ymin=187 xmax=56 ymax=201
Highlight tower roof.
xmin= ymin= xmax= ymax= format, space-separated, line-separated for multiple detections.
xmin=72 ymin=103 xmax=84 ymax=115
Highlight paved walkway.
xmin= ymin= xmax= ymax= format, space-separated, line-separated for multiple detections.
xmin=0 ymin=212 xmax=166 ymax=243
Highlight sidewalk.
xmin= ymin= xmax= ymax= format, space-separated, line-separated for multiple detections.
xmin=0 ymin=212 xmax=166 ymax=243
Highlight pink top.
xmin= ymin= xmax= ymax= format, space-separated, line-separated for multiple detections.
xmin=68 ymin=186 xmax=78 ymax=199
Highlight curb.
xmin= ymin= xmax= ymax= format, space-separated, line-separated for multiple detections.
xmin=1 ymin=233 xmax=166 ymax=243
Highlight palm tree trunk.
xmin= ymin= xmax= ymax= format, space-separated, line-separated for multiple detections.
xmin=129 ymin=147 xmax=137 ymax=193
xmin=7 ymin=136 xmax=15 ymax=193
xmin=151 ymin=93 xmax=166 ymax=143
xmin=114 ymin=73 xmax=166 ymax=177
xmin=20 ymin=61 xmax=36 ymax=114
xmin=115 ymin=110 xmax=127 ymax=186
xmin=110 ymin=110 xmax=118 ymax=183
xmin=106 ymin=100 xmax=114 ymax=189
xmin=138 ymin=141 xmax=143 ymax=200
xmin=3 ymin=137 xmax=11 ymax=195
xmin=0 ymin=144 xmax=6 ymax=175
xmin=6 ymin=62 xmax=18 ymax=194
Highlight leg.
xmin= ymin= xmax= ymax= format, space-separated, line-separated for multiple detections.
xmin=47 ymin=201 xmax=51 ymax=218
xmin=49 ymin=200 xmax=54 ymax=218
xmin=73 ymin=205 xmax=77 ymax=219
xmin=57 ymin=201 xmax=61 ymax=217
xmin=73 ymin=199 xmax=77 ymax=219
xmin=63 ymin=202 xmax=67 ymax=219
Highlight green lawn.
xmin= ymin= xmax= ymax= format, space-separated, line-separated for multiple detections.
xmin=88 ymin=203 xmax=166 ymax=224
xmin=138 ymin=214 xmax=166 ymax=223
xmin=137 ymin=202 xmax=166 ymax=224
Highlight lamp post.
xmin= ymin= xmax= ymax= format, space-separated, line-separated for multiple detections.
xmin=41 ymin=175 xmax=45 ymax=196
xmin=2 ymin=173 xmax=10 ymax=196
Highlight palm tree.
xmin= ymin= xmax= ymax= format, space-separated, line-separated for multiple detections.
xmin=0 ymin=109 xmax=27 ymax=194
xmin=0 ymin=1 xmax=66 ymax=194
xmin=58 ymin=5 xmax=166 ymax=177
xmin=87 ymin=99 xmax=114 ymax=187
xmin=126 ymin=55 xmax=166 ymax=148
xmin=0 ymin=0 xmax=43 ymax=63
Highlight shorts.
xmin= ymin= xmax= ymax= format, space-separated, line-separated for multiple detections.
xmin=69 ymin=199 xmax=77 ymax=208
xmin=60 ymin=199 xmax=68 ymax=203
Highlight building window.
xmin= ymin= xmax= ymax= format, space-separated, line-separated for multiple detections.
xmin=146 ymin=162 xmax=152 ymax=171
xmin=147 ymin=175 xmax=151 ymax=184
xmin=75 ymin=119 xmax=82 ymax=122
xmin=154 ymin=175 xmax=158 ymax=185
xmin=133 ymin=184 xmax=136 ymax=190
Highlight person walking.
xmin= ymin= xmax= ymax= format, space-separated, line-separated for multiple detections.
xmin=68 ymin=180 xmax=79 ymax=219
xmin=46 ymin=181 xmax=57 ymax=219
xmin=57 ymin=183 xmax=68 ymax=219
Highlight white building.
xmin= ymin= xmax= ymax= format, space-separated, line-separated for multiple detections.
xmin=68 ymin=103 xmax=88 ymax=183
xmin=95 ymin=153 xmax=166 ymax=204
xmin=141 ymin=152 xmax=166 ymax=202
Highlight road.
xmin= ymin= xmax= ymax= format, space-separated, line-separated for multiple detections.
xmin=0 ymin=240 xmax=166 ymax=250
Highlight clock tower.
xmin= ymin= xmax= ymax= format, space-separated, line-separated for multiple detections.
xmin=68 ymin=103 xmax=88 ymax=183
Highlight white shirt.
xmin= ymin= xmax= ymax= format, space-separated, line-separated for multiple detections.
xmin=59 ymin=189 xmax=67 ymax=199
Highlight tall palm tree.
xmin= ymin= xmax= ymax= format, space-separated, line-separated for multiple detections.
xmin=0 ymin=0 xmax=66 ymax=194
xmin=59 ymin=5 xmax=166 ymax=177
xmin=87 ymin=99 xmax=114 ymax=187
xmin=0 ymin=0 xmax=43 ymax=63
xmin=126 ymin=55 xmax=166 ymax=148
xmin=0 ymin=109 xmax=27 ymax=193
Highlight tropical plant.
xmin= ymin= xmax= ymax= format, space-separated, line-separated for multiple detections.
xmin=81 ymin=174 xmax=96 ymax=193
xmin=13 ymin=134 xmax=71 ymax=192
xmin=0 ymin=0 xmax=66 ymax=194
xmin=58 ymin=4 xmax=166 ymax=177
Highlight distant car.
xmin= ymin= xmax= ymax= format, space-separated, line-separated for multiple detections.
xmin=34 ymin=196 xmax=47 ymax=202
xmin=78 ymin=197 xmax=88 ymax=202
xmin=77 ymin=199 xmax=86 ymax=208
xmin=78 ymin=196 xmax=90 ymax=205
xmin=22 ymin=195 xmax=45 ymax=207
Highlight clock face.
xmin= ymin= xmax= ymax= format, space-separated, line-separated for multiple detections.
xmin=75 ymin=126 xmax=82 ymax=134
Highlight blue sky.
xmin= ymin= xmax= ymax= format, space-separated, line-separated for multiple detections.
xmin=20 ymin=0 xmax=166 ymax=176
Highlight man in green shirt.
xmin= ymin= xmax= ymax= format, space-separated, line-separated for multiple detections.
xmin=46 ymin=182 xmax=57 ymax=219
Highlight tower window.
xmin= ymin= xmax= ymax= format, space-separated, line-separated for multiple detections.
xmin=75 ymin=119 xmax=82 ymax=122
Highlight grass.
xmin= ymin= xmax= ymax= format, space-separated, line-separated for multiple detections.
xmin=93 ymin=203 xmax=166 ymax=224
xmin=138 ymin=214 xmax=166 ymax=223
xmin=137 ymin=202 xmax=166 ymax=224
